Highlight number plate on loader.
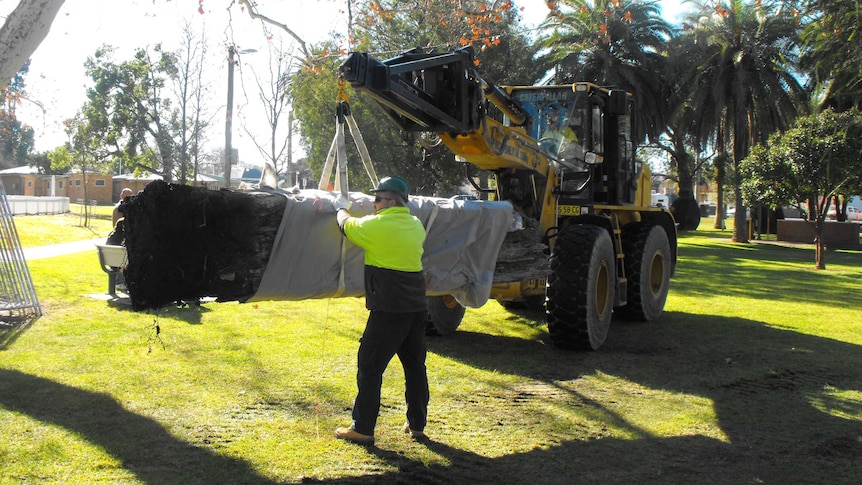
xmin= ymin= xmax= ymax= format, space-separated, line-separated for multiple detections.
xmin=557 ymin=205 xmax=582 ymax=216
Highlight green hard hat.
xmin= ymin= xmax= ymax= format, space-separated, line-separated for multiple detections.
xmin=370 ymin=176 xmax=409 ymax=201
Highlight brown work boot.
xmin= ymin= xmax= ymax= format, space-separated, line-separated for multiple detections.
xmin=402 ymin=421 xmax=427 ymax=440
xmin=335 ymin=426 xmax=375 ymax=445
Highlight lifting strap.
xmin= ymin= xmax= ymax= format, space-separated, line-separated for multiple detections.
xmin=317 ymin=80 xmax=379 ymax=194
xmin=318 ymin=80 xmax=381 ymax=297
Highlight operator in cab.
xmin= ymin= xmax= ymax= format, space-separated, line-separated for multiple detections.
xmin=332 ymin=176 xmax=429 ymax=445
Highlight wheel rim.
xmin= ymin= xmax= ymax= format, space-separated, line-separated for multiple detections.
xmin=595 ymin=260 xmax=611 ymax=318
xmin=648 ymin=250 xmax=664 ymax=297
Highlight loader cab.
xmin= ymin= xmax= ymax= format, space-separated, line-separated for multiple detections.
xmin=508 ymin=83 xmax=637 ymax=207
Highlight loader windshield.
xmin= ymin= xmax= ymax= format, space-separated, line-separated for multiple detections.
xmin=510 ymin=86 xmax=590 ymax=174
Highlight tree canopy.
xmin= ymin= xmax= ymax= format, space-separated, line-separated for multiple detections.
xmin=679 ymin=0 xmax=807 ymax=240
xmin=741 ymin=109 xmax=862 ymax=268
xmin=0 ymin=62 xmax=35 ymax=167
xmin=538 ymin=0 xmax=672 ymax=142
xmin=802 ymin=0 xmax=862 ymax=111
xmin=289 ymin=0 xmax=544 ymax=196
xmin=81 ymin=42 xmax=211 ymax=182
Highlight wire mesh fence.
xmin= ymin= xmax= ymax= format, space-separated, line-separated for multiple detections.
xmin=0 ymin=179 xmax=42 ymax=322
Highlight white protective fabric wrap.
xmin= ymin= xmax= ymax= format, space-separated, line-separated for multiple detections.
xmin=250 ymin=190 xmax=514 ymax=308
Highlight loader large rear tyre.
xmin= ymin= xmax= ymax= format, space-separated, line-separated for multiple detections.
xmin=546 ymin=225 xmax=615 ymax=350
xmin=618 ymin=224 xmax=671 ymax=321
xmin=426 ymin=295 xmax=466 ymax=336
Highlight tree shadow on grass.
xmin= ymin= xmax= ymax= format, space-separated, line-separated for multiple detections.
xmin=302 ymin=312 xmax=862 ymax=484
xmin=4 ymin=311 xmax=861 ymax=484
xmin=301 ymin=434 xmax=741 ymax=484
xmin=0 ymin=315 xmax=37 ymax=351
xmin=671 ymin=241 xmax=860 ymax=307
xmin=0 ymin=368 xmax=278 ymax=485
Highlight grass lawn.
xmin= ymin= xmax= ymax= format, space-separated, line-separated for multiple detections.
xmin=11 ymin=204 xmax=114 ymax=247
xmin=2 ymin=216 xmax=861 ymax=484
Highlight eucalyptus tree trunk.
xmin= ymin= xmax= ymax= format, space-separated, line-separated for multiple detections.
xmin=731 ymin=176 xmax=748 ymax=243
xmin=0 ymin=0 xmax=64 ymax=83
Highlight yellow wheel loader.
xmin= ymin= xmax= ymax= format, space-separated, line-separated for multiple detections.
xmin=339 ymin=47 xmax=677 ymax=350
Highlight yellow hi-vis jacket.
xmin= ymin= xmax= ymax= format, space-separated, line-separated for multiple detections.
xmin=342 ymin=206 xmax=427 ymax=312
xmin=342 ymin=206 xmax=425 ymax=272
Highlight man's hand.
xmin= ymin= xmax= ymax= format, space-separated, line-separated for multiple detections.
xmin=333 ymin=194 xmax=352 ymax=212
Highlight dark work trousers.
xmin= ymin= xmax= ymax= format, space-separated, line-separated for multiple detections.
xmin=351 ymin=309 xmax=429 ymax=436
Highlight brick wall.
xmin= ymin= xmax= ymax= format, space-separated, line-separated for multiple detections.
xmin=777 ymin=220 xmax=860 ymax=249
xmin=112 ymin=179 xmax=155 ymax=202
xmin=67 ymin=173 xmax=113 ymax=205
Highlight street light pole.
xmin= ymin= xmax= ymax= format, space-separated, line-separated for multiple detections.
xmin=223 ymin=46 xmax=257 ymax=188
xmin=224 ymin=45 xmax=237 ymax=188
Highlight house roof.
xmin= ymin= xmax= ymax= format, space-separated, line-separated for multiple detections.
xmin=113 ymin=173 xmax=163 ymax=181
xmin=0 ymin=166 xmax=223 ymax=185
xmin=194 ymin=173 xmax=221 ymax=183
xmin=0 ymin=165 xmax=41 ymax=175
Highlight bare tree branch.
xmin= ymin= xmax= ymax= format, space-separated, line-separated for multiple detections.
xmin=238 ymin=0 xmax=311 ymax=59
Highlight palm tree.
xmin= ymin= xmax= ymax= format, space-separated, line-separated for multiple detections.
xmin=538 ymin=0 xmax=672 ymax=142
xmin=802 ymin=0 xmax=862 ymax=111
xmin=655 ymin=31 xmax=717 ymax=230
xmin=684 ymin=0 xmax=807 ymax=241
xmin=666 ymin=21 xmax=731 ymax=230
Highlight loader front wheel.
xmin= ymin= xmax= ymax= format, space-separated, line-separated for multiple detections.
xmin=426 ymin=295 xmax=466 ymax=336
xmin=546 ymin=225 xmax=615 ymax=350
xmin=618 ymin=224 xmax=671 ymax=321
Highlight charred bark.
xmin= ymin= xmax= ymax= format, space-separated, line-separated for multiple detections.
xmin=120 ymin=181 xmax=285 ymax=310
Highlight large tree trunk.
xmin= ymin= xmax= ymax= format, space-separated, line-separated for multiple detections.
xmin=120 ymin=181 xmax=287 ymax=310
xmin=119 ymin=181 xmax=547 ymax=311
